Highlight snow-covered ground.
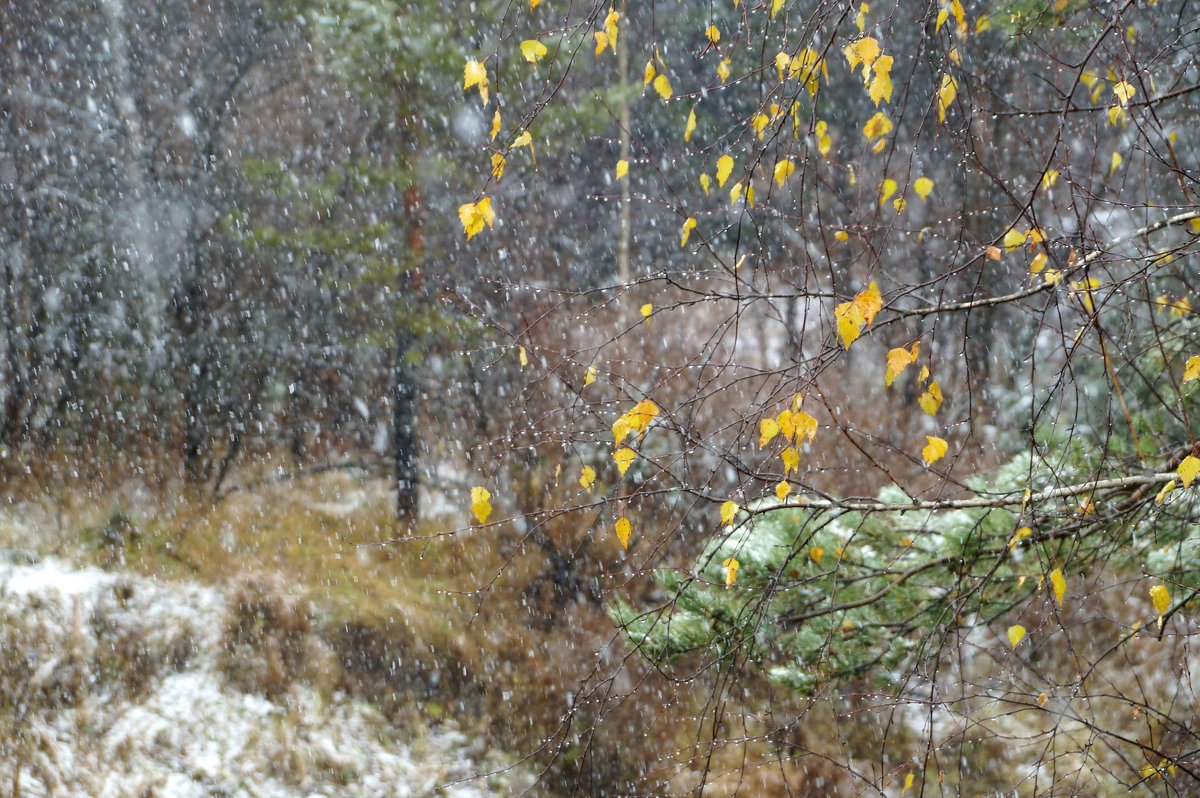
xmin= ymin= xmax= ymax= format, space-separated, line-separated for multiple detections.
xmin=0 ymin=553 xmax=529 ymax=797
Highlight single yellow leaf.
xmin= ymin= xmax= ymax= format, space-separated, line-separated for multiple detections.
xmin=936 ymin=73 xmax=957 ymax=123
xmin=613 ymin=447 xmax=636 ymax=476
xmin=715 ymin=154 xmax=734 ymax=187
xmin=614 ymin=517 xmax=632 ymax=549
xmin=776 ymin=409 xmax=795 ymax=441
xmin=1050 ymin=568 xmax=1066 ymax=607
xmin=775 ymin=481 xmax=792 ymax=501
xmin=584 ymin=366 xmax=598 ymax=386
xmin=530 ymin=0 xmax=540 ymax=8
xmin=706 ymin=24 xmax=720 ymax=44
xmin=490 ymin=153 xmax=506 ymax=181
xmin=684 ymin=107 xmax=697 ymax=142
xmin=1030 ymin=251 xmax=1048 ymax=274
xmin=520 ymin=39 xmax=548 ymax=63
xmin=716 ymin=58 xmax=731 ymax=82
xmin=643 ymin=60 xmax=656 ymax=87
xmin=913 ymin=177 xmax=934 ymax=200
xmin=580 ymin=465 xmax=596 ymax=491
xmin=640 ymin=303 xmax=653 ymax=319
xmin=868 ymin=55 xmax=893 ymax=105
xmin=615 ymin=159 xmax=629 ymax=179
xmin=723 ymin=557 xmax=740 ymax=586
xmin=1003 ymin=228 xmax=1026 ymax=252
xmin=922 ymin=435 xmax=948 ymax=465
xmin=1183 ymin=355 xmax=1200 ymax=383
xmin=773 ymin=159 xmax=796 ymax=188
xmin=770 ymin=0 xmax=785 ymax=17
xmin=1178 ymin=455 xmax=1200 ymax=488
xmin=844 ymin=37 xmax=880 ymax=75
xmin=720 ymin=500 xmax=739 ymax=526
xmin=919 ymin=381 xmax=943 ymax=415
xmin=1150 ymin=584 xmax=1171 ymax=617
xmin=1007 ymin=624 xmax=1027 ymax=648
xmin=1008 ymin=526 xmax=1032 ymax=551
xmin=470 ymin=486 xmax=492 ymax=524
xmin=463 ymin=59 xmax=489 ymax=105
xmin=834 ymin=230 xmax=849 ymax=242
xmin=903 ymin=773 xmax=915 ymax=792
xmin=1112 ymin=80 xmax=1135 ymax=106
xmin=653 ymin=73 xmax=673 ymax=101
xmin=759 ymin=418 xmax=780 ymax=448
xmin=1155 ymin=479 xmax=1176 ymax=503
xmin=855 ymin=282 xmax=883 ymax=325
xmin=879 ymin=178 xmax=898 ymax=205
xmin=885 ymin=342 xmax=919 ymax=387
xmin=781 ymin=446 xmax=800 ymax=474
xmin=699 ymin=173 xmax=711 ymax=195
xmin=985 ymin=245 xmax=1002 ymax=261
xmin=1109 ymin=151 xmax=1123 ymax=176
xmin=680 ymin=217 xmax=697 ymax=247
xmin=834 ymin=301 xmax=865 ymax=348
xmin=809 ymin=546 xmax=824 ymax=565
xmin=628 ymin=399 xmax=659 ymax=435
xmin=729 ymin=180 xmax=744 ymax=206
xmin=863 ymin=111 xmax=893 ymax=141
xmin=490 ymin=109 xmax=501 ymax=141
xmin=751 ymin=113 xmax=769 ymax=140
xmin=518 ymin=345 xmax=528 ymax=366
xmin=856 ymin=2 xmax=869 ymax=31
xmin=1042 ymin=168 xmax=1060 ymax=189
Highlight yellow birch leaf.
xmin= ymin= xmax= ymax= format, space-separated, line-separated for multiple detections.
xmin=885 ymin=342 xmax=919 ymax=387
xmin=775 ymin=481 xmax=792 ymax=501
xmin=793 ymin=411 xmax=817 ymax=443
xmin=919 ymin=381 xmax=943 ymax=415
xmin=809 ymin=546 xmax=824 ymax=564
xmin=834 ymin=230 xmax=849 ymax=242
xmin=937 ymin=73 xmax=957 ymax=123
xmin=923 ymin=435 xmax=948 ymax=465
xmin=770 ymin=0 xmax=785 ymax=17
xmin=759 ymin=418 xmax=780 ymax=448
xmin=680 ymin=217 xmax=697 ymax=247
xmin=1150 ymin=584 xmax=1171 ymax=617
xmin=520 ymin=39 xmax=548 ymax=63
xmin=643 ymin=60 xmax=656 ymax=87
xmin=1112 ymin=81 xmax=1135 ymax=106
xmin=773 ymin=159 xmax=795 ymax=188
xmin=463 ymin=59 xmax=489 ymax=105
xmin=1155 ymin=479 xmax=1176 ymax=503
xmin=490 ymin=109 xmax=501 ymax=141
xmin=729 ymin=181 xmax=744 ymax=206
xmin=1042 ymin=168 xmax=1060 ymax=189
xmin=1007 ymin=624 xmax=1026 ymax=648
xmin=716 ymin=155 xmax=734 ymax=187
xmin=1008 ymin=526 xmax=1032 ymax=551
xmin=629 ymin=400 xmax=659 ymax=434
xmin=781 ymin=446 xmax=800 ymax=474
xmin=774 ymin=52 xmax=791 ymax=80
xmin=518 ymin=345 xmax=528 ymax=366
xmin=752 ymin=113 xmax=769 ymax=139
xmin=491 ymin=153 xmax=506 ymax=180
xmin=776 ymin=409 xmax=795 ymax=440
xmin=614 ymin=517 xmax=632 ymax=549
xmin=863 ymin=111 xmax=893 ymax=140
xmin=936 ymin=8 xmax=949 ymax=31
xmin=1109 ymin=151 xmax=1123 ymax=176
xmin=913 ymin=177 xmax=934 ymax=200
xmin=1050 ymin=568 xmax=1066 ymax=607
xmin=580 ymin=465 xmax=596 ymax=491
xmin=835 ymin=301 xmax=865 ymax=348
xmin=855 ymin=282 xmax=883 ymax=325
xmin=706 ymin=24 xmax=720 ymax=44
xmin=720 ymin=500 xmax=739 ymax=526
xmin=903 ymin=773 xmax=915 ymax=792
xmin=985 ymin=245 xmax=1002 ymax=261
xmin=615 ymin=159 xmax=628 ymax=179
xmin=1030 ymin=252 xmax=1047 ymax=274
xmin=530 ymin=0 xmax=540 ymax=8
xmin=856 ymin=2 xmax=869 ymax=31
xmin=684 ymin=107 xmax=697 ymax=142
xmin=612 ymin=416 xmax=632 ymax=444
xmin=723 ymin=557 xmax=740 ymax=586
xmin=584 ymin=366 xmax=597 ymax=386
xmin=1183 ymin=355 xmax=1200 ymax=382
xmin=470 ymin=486 xmax=492 ymax=524
xmin=868 ymin=55 xmax=893 ymax=105
xmin=893 ymin=198 xmax=906 ymax=212
xmin=653 ymin=73 xmax=673 ymax=101
xmin=1003 ymin=228 xmax=1026 ymax=252
xmin=1178 ymin=455 xmax=1200 ymax=488
xmin=879 ymin=178 xmax=898 ymax=205
xmin=613 ymin=447 xmax=636 ymax=476
xmin=844 ymin=37 xmax=880 ymax=75
xmin=716 ymin=58 xmax=732 ymax=82
xmin=699 ymin=173 xmax=711 ymax=195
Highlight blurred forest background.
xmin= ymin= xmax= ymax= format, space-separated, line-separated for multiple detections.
xmin=2 ymin=0 xmax=1200 ymax=794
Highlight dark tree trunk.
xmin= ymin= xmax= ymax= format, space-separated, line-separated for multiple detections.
xmin=392 ymin=329 xmax=418 ymax=527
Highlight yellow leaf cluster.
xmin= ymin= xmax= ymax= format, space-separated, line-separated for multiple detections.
xmin=613 ymin=399 xmax=660 ymax=444
xmin=458 ymin=197 xmax=495 ymax=239
xmin=594 ymin=7 xmax=620 ymax=55
xmin=834 ymin=282 xmax=883 ymax=349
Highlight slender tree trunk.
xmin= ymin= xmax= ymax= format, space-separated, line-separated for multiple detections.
xmin=392 ymin=329 xmax=417 ymax=527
